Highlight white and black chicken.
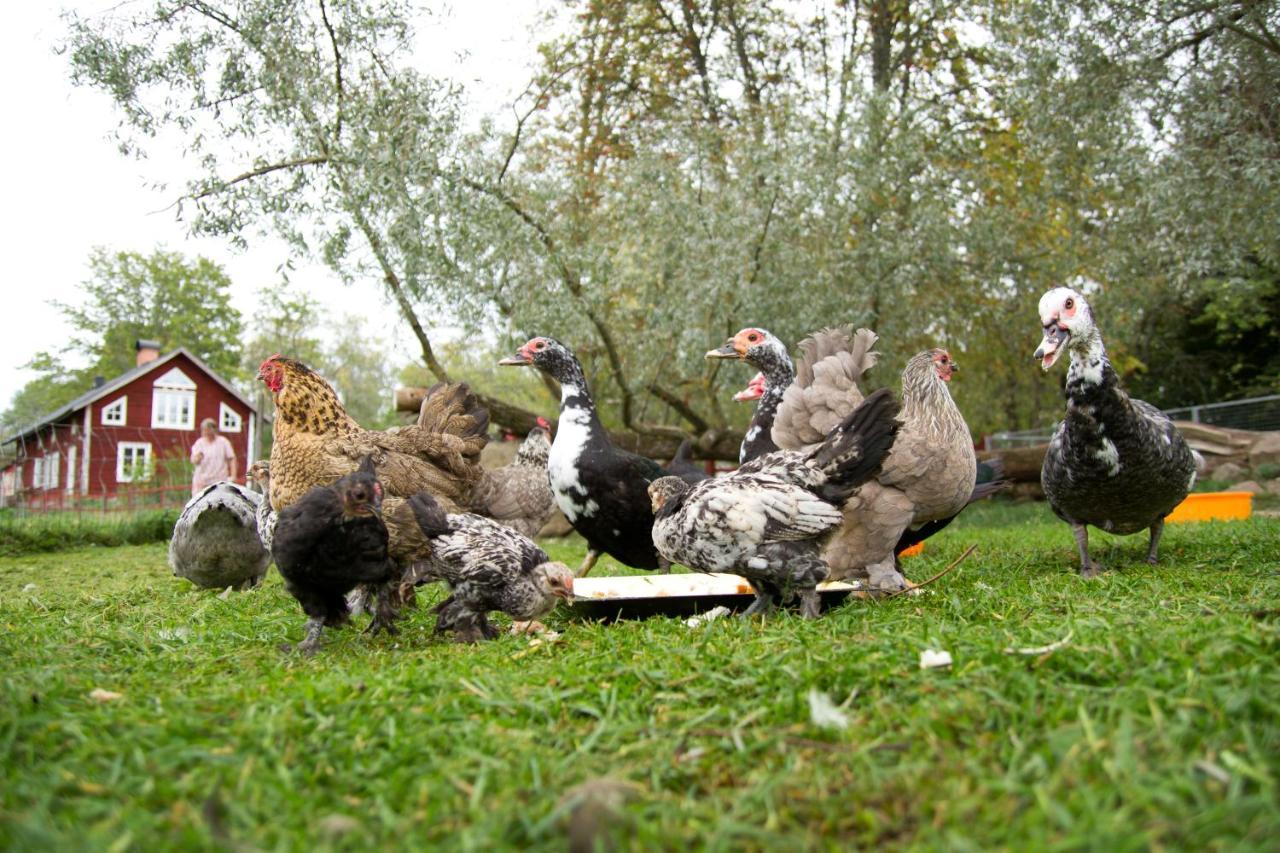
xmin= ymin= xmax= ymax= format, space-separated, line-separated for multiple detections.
xmin=390 ymin=492 xmax=575 ymax=642
xmin=648 ymin=389 xmax=901 ymax=618
xmin=247 ymin=460 xmax=277 ymax=553
xmin=1035 ymin=287 xmax=1197 ymax=576
xmin=169 ymin=482 xmax=272 ymax=590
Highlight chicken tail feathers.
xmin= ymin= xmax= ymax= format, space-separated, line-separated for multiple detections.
xmin=793 ymin=326 xmax=880 ymax=389
xmin=809 ymin=388 xmax=901 ymax=503
xmin=418 ymin=383 xmax=491 ymax=451
xmin=407 ymin=491 xmax=452 ymax=539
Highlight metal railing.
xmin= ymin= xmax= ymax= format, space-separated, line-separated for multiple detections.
xmin=986 ymin=393 xmax=1280 ymax=450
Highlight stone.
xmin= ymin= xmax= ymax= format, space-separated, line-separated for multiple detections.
xmin=1211 ymin=461 xmax=1248 ymax=484
xmin=1249 ymin=432 xmax=1280 ymax=470
xmin=1231 ymin=480 xmax=1263 ymax=495
xmin=1265 ymin=479 xmax=1280 ymax=497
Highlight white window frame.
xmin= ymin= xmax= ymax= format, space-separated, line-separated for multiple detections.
xmin=101 ymin=397 xmax=127 ymax=426
xmin=219 ymin=402 xmax=243 ymax=433
xmin=152 ymin=389 xmax=196 ymax=430
xmin=152 ymin=367 xmax=197 ymax=430
xmin=116 ymin=442 xmax=152 ymax=483
xmin=32 ymin=457 xmax=44 ymax=490
xmin=66 ymin=446 xmax=77 ymax=494
xmin=45 ymin=452 xmax=60 ymax=490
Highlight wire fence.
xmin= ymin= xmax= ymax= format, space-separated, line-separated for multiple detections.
xmin=1 ymin=484 xmax=196 ymax=517
xmin=985 ymin=393 xmax=1280 ymax=450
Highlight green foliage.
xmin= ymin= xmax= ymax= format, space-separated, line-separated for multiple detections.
xmin=2 ymin=248 xmax=244 ymax=434
xmin=0 ymin=511 xmax=178 ymax=558
xmin=1 ymin=506 xmax=1278 ymax=847
xmin=59 ymin=1 xmax=1280 ymax=443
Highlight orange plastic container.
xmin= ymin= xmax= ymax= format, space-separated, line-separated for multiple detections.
xmin=899 ymin=541 xmax=925 ymax=558
xmin=1166 ymin=491 xmax=1253 ymax=524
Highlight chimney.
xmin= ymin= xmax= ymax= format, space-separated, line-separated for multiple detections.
xmin=92 ymin=376 xmax=106 ymax=389
xmin=135 ymin=339 xmax=162 ymax=367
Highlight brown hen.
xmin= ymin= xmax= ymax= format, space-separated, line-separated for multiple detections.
xmin=257 ymin=355 xmax=489 ymax=515
xmin=773 ymin=334 xmax=978 ymax=592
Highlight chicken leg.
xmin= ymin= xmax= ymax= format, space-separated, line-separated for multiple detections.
xmin=1146 ymin=518 xmax=1165 ymax=565
xmin=290 ymin=617 xmax=325 ymax=656
xmin=576 ymin=549 xmax=601 ymax=578
xmin=1072 ymin=523 xmax=1102 ymax=578
xmin=865 ymin=556 xmax=909 ymax=593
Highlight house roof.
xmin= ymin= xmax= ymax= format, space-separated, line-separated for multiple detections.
xmin=2 ymin=348 xmax=259 ymax=446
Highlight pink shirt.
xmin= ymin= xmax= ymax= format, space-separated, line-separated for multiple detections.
xmin=191 ymin=435 xmax=236 ymax=492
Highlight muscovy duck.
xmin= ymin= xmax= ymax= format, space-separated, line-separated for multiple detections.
xmin=499 ymin=337 xmax=683 ymax=576
xmin=649 ymin=389 xmax=901 ymax=618
xmin=706 ymin=328 xmax=797 ymax=463
xmin=169 ymin=481 xmax=271 ymax=590
xmin=1035 ymin=287 xmax=1196 ymax=577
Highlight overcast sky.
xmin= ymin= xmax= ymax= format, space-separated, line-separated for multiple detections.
xmin=0 ymin=1 xmax=544 ymax=408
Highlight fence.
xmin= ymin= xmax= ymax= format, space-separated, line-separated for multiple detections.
xmin=985 ymin=393 xmax=1280 ymax=450
xmin=4 ymin=484 xmax=194 ymax=517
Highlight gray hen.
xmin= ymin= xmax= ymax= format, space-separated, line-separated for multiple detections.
xmin=169 ymin=482 xmax=271 ymax=590
xmin=469 ymin=423 xmax=557 ymax=538
xmin=649 ymin=389 xmax=900 ymax=618
xmin=1036 ymin=287 xmax=1196 ymax=576
xmin=389 ymin=492 xmax=574 ymax=642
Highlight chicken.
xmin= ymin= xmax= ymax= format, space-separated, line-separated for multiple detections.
xmin=256 ymin=356 xmax=489 ymax=514
xmin=271 ymin=457 xmax=399 ymax=654
xmin=386 ymin=492 xmax=574 ymax=642
xmin=469 ymin=421 xmax=557 ymax=539
xmin=649 ymin=389 xmax=900 ymax=618
xmin=1035 ymin=287 xmax=1196 ymax=576
xmin=773 ymin=337 xmax=979 ymax=592
xmin=247 ymin=460 xmax=276 ymax=553
xmin=169 ymin=482 xmax=271 ymax=590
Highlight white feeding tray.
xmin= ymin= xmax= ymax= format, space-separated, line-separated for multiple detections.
xmin=569 ymin=573 xmax=866 ymax=621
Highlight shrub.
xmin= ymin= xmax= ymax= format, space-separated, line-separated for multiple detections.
xmin=0 ymin=511 xmax=178 ymax=557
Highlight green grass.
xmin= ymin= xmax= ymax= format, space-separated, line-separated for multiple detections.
xmin=0 ymin=510 xmax=179 ymax=558
xmin=1 ymin=502 xmax=1277 ymax=850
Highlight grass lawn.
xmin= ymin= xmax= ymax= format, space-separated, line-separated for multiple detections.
xmin=1 ymin=501 xmax=1277 ymax=850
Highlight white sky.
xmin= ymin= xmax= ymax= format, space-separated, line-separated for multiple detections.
xmin=0 ymin=1 xmax=545 ymax=407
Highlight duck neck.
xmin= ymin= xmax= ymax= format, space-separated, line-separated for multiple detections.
xmin=554 ymin=363 xmax=608 ymax=440
xmin=750 ymin=353 xmax=794 ymax=433
xmin=1064 ymin=334 xmax=1119 ymax=405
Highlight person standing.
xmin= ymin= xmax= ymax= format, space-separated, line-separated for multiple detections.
xmin=191 ymin=418 xmax=237 ymax=495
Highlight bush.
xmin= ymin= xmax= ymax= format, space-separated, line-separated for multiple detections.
xmin=1255 ymin=463 xmax=1280 ymax=481
xmin=0 ymin=511 xmax=178 ymax=557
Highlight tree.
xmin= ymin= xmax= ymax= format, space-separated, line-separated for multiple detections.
xmin=2 ymin=248 xmax=244 ymax=434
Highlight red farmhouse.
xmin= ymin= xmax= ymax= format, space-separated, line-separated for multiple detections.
xmin=1 ymin=342 xmax=259 ymax=507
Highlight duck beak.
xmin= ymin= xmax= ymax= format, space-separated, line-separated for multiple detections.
xmin=705 ymin=340 xmax=742 ymax=360
xmin=499 ymin=346 xmax=531 ymax=366
xmin=1034 ymin=325 xmax=1069 ymax=370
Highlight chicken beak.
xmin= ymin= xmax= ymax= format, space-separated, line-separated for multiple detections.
xmin=705 ymin=341 xmax=742 ymax=360
xmin=1034 ymin=326 xmax=1068 ymax=370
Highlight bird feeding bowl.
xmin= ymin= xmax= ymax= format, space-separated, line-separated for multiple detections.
xmin=569 ymin=573 xmax=867 ymax=622
xmin=1166 ymin=491 xmax=1253 ymax=524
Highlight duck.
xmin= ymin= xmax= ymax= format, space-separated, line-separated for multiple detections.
xmin=499 ymin=337 xmax=684 ymax=576
xmin=706 ymin=328 xmax=800 ymax=463
xmin=1035 ymin=287 xmax=1196 ymax=576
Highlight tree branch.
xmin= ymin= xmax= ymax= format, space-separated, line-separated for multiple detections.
xmin=317 ymin=0 xmax=345 ymax=137
xmin=192 ymin=155 xmax=328 ymax=199
xmin=646 ymin=382 xmax=710 ymax=433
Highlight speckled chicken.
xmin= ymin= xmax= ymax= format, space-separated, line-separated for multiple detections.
xmin=270 ymin=457 xmax=399 ymax=654
xmin=169 ymin=482 xmax=271 ymax=590
xmin=386 ymin=492 xmax=574 ymax=642
xmin=773 ymin=335 xmax=979 ymax=592
xmin=247 ymin=460 xmax=276 ymax=553
xmin=649 ymin=389 xmax=901 ymax=618
xmin=469 ymin=422 xmax=557 ymax=539
xmin=1035 ymin=287 xmax=1196 ymax=576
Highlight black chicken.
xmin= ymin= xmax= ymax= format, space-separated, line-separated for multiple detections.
xmin=271 ymin=457 xmax=399 ymax=654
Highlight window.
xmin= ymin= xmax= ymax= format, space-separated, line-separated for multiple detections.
xmin=32 ymin=458 xmax=43 ymax=490
xmin=101 ymin=397 xmax=127 ymax=426
xmin=219 ymin=402 xmax=243 ymax=433
xmin=45 ymin=453 xmax=60 ymax=490
xmin=117 ymin=443 xmax=152 ymax=483
xmin=66 ymin=446 xmax=77 ymax=494
xmin=152 ymin=367 xmax=197 ymax=430
xmin=152 ymin=390 xmax=195 ymax=429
